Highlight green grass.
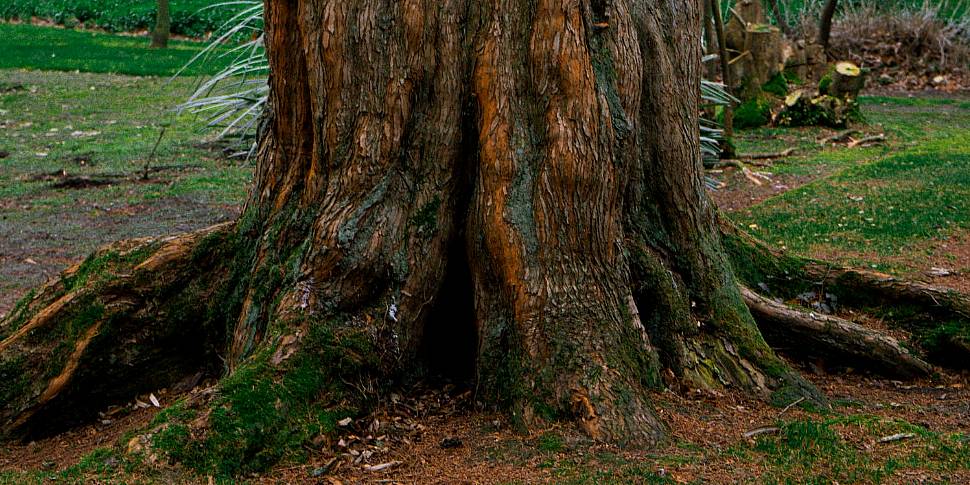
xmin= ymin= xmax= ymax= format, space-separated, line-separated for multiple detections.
xmin=0 ymin=0 xmax=249 ymax=39
xmin=738 ymin=416 xmax=970 ymax=484
xmin=0 ymin=23 xmax=229 ymax=76
xmin=731 ymin=96 xmax=970 ymax=266
xmin=742 ymin=0 xmax=969 ymax=24
xmin=0 ymin=69 xmax=250 ymax=206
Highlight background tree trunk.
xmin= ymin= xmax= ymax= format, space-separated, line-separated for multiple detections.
xmin=817 ymin=0 xmax=838 ymax=53
xmin=710 ymin=0 xmax=736 ymax=155
xmin=150 ymin=0 xmax=170 ymax=49
xmin=765 ymin=0 xmax=793 ymax=37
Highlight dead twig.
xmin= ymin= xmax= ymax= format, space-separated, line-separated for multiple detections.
xmin=363 ymin=461 xmax=401 ymax=472
xmin=743 ymin=426 xmax=781 ymax=439
xmin=847 ymin=134 xmax=886 ymax=148
xmin=739 ymin=148 xmax=796 ymax=160
xmin=144 ymin=124 xmax=168 ymax=180
xmin=878 ymin=433 xmax=915 ymax=443
xmin=819 ymin=129 xmax=861 ymax=146
xmin=778 ymin=397 xmax=806 ymax=418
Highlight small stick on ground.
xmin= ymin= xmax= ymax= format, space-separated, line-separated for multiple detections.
xmin=739 ymin=148 xmax=796 ymax=160
xmin=144 ymin=125 xmax=168 ymax=181
xmin=743 ymin=426 xmax=781 ymax=439
xmin=847 ymin=134 xmax=886 ymax=148
xmin=778 ymin=397 xmax=806 ymax=418
xmin=819 ymin=129 xmax=861 ymax=146
xmin=879 ymin=433 xmax=915 ymax=443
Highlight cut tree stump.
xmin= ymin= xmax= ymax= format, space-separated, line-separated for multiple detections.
xmin=826 ymin=62 xmax=866 ymax=99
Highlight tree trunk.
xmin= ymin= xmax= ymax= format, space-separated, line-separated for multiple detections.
xmin=710 ymin=0 xmax=735 ymax=156
xmin=817 ymin=0 xmax=838 ymax=53
xmin=150 ymin=0 xmax=170 ymax=49
xmin=1 ymin=0 xmax=967 ymax=470
xmin=764 ymin=0 xmax=792 ymax=37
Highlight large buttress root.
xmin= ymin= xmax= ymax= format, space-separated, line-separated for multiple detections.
xmin=0 ymin=223 xmax=235 ymax=439
xmin=722 ymin=220 xmax=970 ymax=368
xmin=740 ymin=286 xmax=933 ymax=377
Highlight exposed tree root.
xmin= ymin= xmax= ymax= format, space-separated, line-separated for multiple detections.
xmin=722 ymin=219 xmax=970 ymax=368
xmin=0 ymin=223 xmax=235 ymax=440
xmin=738 ymin=147 xmax=797 ymax=160
xmin=740 ymin=286 xmax=932 ymax=377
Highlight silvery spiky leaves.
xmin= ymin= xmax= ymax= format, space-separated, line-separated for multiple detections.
xmin=175 ymin=1 xmax=267 ymax=159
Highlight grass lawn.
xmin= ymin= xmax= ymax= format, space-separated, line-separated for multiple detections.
xmin=0 ymin=72 xmax=251 ymax=314
xmin=0 ymin=23 xmax=230 ymax=76
xmin=728 ymin=95 xmax=970 ymax=279
xmin=0 ymin=0 xmax=249 ymax=38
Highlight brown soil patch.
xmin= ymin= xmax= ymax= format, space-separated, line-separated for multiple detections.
xmin=808 ymin=229 xmax=970 ymax=296
xmin=710 ymin=169 xmax=816 ymax=212
xmin=0 ymin=401 xmax=160 ymax=472
xmin=0 ymin=198 xmax=239 ymax=317
xmin=0 ymin=368 xmax=967 ymax=484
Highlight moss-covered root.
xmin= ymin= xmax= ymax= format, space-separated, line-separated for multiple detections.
xmin=720 ymin=219 xmax=970 ymax=369
xmin=0 ymin=223 xmax=236 ymax=440
xmin=740 ymin=286 xmax=932 ymax=377
xmin=141 ymin=314 xmax=380 ymax=477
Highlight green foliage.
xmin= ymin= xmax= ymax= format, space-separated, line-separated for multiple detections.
xmin=762 ymin=73 xmax=790 ymax=97
xmin=818 ymin=73 xmax=833 ymax=95
xmin=734 ymin=97 xmax=773 ymax=129
xmin=0 ymin=23 xmax=230 ymax=76
xmin=0 ymin=0 xmax=250 ymax=39
xmin=538 ymin=433 xmax=566 ymax=453
xmin=177 ymin=1 xmax=266 ymax=153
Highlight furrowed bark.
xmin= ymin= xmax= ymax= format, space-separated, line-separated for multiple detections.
xmin=468 ymin=0 xmax=665 ymax=446
xmin=622 ymin=0 xmax=819 ymax=406
xmin=228 ymin=0 xmax=473 ymax=373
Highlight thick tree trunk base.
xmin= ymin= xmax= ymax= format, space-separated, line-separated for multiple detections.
xmin=0 ymin=217 xmax=966 ymax=472
xmin=2 ymin=1 xmax=968 ymax=477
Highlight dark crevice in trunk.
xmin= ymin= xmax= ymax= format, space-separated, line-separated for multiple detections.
xmin=417 ymin=96 xmax=479 ymax=386
xmin=418 ymin=234 xmax=478 ymax=384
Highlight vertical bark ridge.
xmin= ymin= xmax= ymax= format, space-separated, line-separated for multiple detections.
xmin=624 ymin=0 xmax=818 ymax=401
xmin=470 ymin=0 xmax=664 ymax=446
xmin=229 ymin=0 xmax=475 ymax=370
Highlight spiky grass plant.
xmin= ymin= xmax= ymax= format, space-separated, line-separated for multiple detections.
xmin=175 ymin=1 xmax=266 ymax=158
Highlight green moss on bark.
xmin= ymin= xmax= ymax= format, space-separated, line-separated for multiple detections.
xmin=153 ymin=317 xmax=378 ymax=477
